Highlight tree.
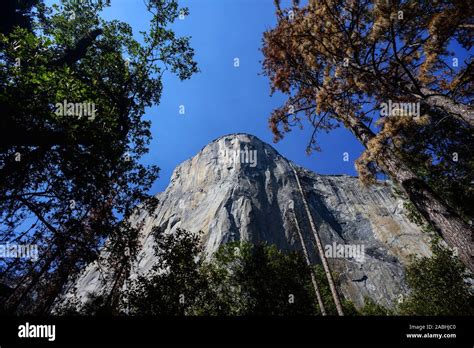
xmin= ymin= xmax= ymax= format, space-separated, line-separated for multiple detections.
xmin=398 ymin=241 xmax=474 ymax=316
xmin=126 ymin=229 xmax=321 ymax=316
xmin=207 ymin=242 xmax=321 ymax=315
xmin=127 ymin=229 xmax=213 ymax=316
xmin=0 ymin=0 xmax=41 ymax=35
xmin=127 ymin=230 xmax=330 ymax=316
xmin=0 ymin=0 xmax=198 ymax=314
xmin=262 ymin=0 xmax=473 ymax=271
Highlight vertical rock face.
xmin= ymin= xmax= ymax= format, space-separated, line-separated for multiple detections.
xmin=69 ymin=133 xmax=432 ymax=309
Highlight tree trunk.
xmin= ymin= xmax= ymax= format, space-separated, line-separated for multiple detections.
xmin=291 ymin=163 xmax=345 ymax=316
xmin=416 ymin=88 xmax=474 ymax=128
xmin=382 ymin=153 xmax=473 ymax=271
xmin=4 ymin=249 xmax=60 ymax=314
xmin=289 ymin=202 xmax=327 ymax=315
xmin=38 ymin=255 xmax=80 ymax=315
xmin=340 ymin=114 xmax=474 ymax=272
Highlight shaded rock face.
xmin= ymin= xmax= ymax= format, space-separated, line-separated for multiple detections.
xmin=69 ymin=133 xmax=432 ymax=309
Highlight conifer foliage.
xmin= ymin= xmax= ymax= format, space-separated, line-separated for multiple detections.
xmin=0 ymin=0 xmax=198 ymax=314
xmin=262 ymin=0 xmax=474 ymax=271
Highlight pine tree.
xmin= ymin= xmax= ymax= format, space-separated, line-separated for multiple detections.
xmin=262 ymin=0 xmax=474 ymax=271
xmin=0 ymin=0 xmax=198 ymax=314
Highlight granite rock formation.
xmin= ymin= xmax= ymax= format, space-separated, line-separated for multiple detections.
xmin=66 ymin=133 xmax=433 ymax=309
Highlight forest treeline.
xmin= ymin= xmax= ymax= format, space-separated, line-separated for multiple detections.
xmin=56 ymin=229 xmax=474 ymax=316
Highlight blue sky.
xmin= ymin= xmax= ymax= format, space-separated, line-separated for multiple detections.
xmin=43 ymin=0 xmax=471 ymax=194
xmin=89 ymin=0 xmax=364 ymax=193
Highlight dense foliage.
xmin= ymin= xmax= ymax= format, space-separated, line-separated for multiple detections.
xmin=58 ymin=229 xmax=473 ymax=316
xmin=0 ymin=0 xmax=197 ymax=314
xmin=127 ymin=229 xmax=322 ymax=315
xmin=398 ymin=242 xmax=474 ymax=316
xmin=59 ymin=229 xmax=374 ymax=316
